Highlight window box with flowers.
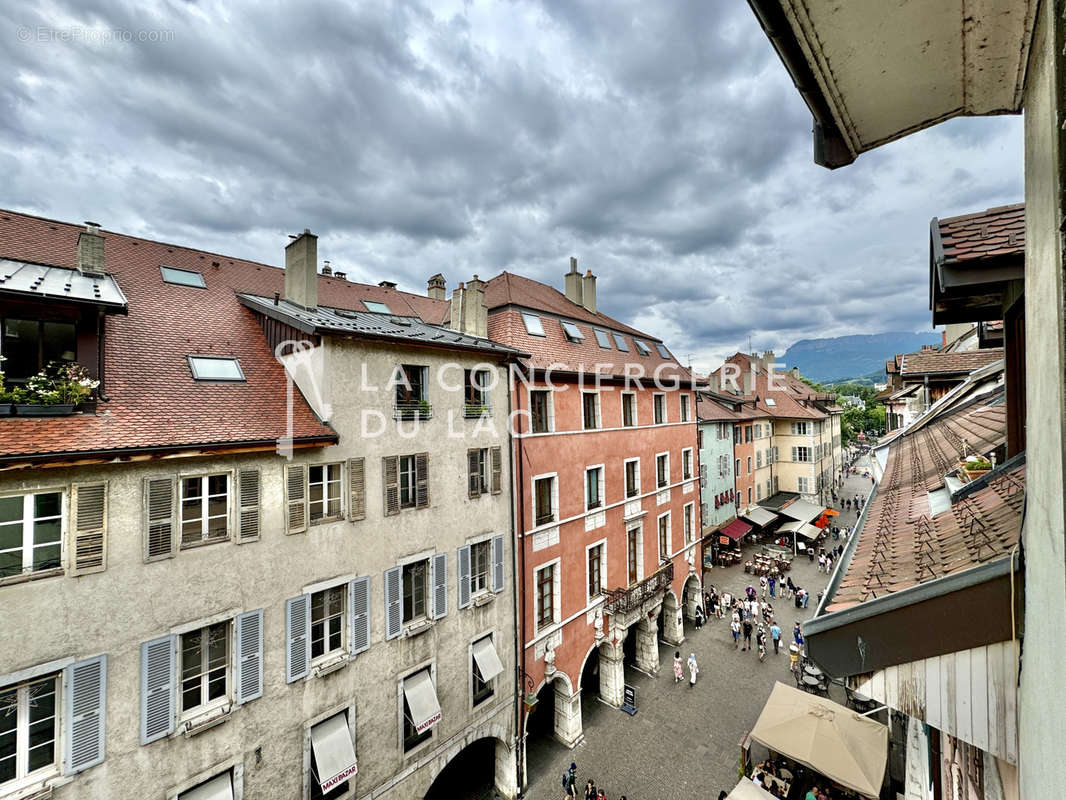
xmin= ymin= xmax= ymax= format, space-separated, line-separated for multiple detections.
xmin=7 ymin=362 xmax=99 ymax=417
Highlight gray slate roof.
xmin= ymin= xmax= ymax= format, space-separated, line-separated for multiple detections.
xmin=0 ymin=258 xmax=128 ymax=310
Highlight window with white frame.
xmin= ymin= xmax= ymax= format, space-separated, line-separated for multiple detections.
xmin=398 ymin=455 xmax=418 ymax=509
xmin=680 ymin=394 xmax=690 ymax=422
xmin=587 ymin=542 xmax=605 ymax=601
xmin=793 ymin=446 xmax=811 ymax=463
xmin=682 ymin=448 xmax=693 ymax=480
xmin=658 ymin=513 xmax=670 ymax=562
xmin=402 ymin=560 xmax=429 ymax=624
xmin=470 ymin=540 xmax=491 ymax=595
xmin=471 ymin=636 xmax=501 ymax=708
xmin=521 ymin=312 xmax=546 ymax=337
xmin=0 ymin=674 xmax=59 ymax=788
xmin=683 ymin=504 xmax=694 ymax=545
xmin=756 ymin=484 xmax=763 ymax=501
xmin=311 ymin=587 xmax=345 ymax=661
xmin=653 ymin=394 xmax=666 ymax=424
xmin=621 ymin=392 xmax=637 ymax=427
xmin=656 ymin=453 xmax=669 ymax=488
xmin=756 ymin=451 xmax=762 ymax=469
xmin=180 ymin=474 xmax=229 ymax=547
xmin=530 ymin=389 xmax=552 ymax=433
xmin=535 ymin=563 xmax=556 ymax=631
xmin=533 ymin=476 xmax=556 ymax=526
xmin=582 ymin=392 xmax=600 ymax=430
xmin=309 ymin=463 xmax=343 ymax=522
xmin=798 ymin=477 xmax=809 ymax=494
xmin=180 ymin=621 xmax=230 ymax=717
xmin=626 ymin=527 xmax=641 ymax=585
xmin=624 ymin=459 xmax=641 ymax=498
xmin=790 ymin=421 xmax=810 ymax=435
xmin=585 ymin=466 xmax=603 ymax=511
xmin=0 ymin=491 xmax=62 ymax=579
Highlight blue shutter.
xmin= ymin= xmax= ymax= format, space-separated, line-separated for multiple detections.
xmin=64 ymin=655 xmax=106 ymax=774
xmin=491 ymin=535 xmax=505 ymax=593
xmin=431 ymin=552 xmax=448 ymax=620
xmin=384 ymin=566 xmax=402 ymax=640
xmin=140 ymin=636 xmax=175 ymax=745
xmin=349 ymin=577 xmax=371 ymax=655
xmin=236 ymin=609 xmax=264 ymax=703
xmin=457 ymin=545 xmax=472 ymax=609
xmin=285 ymin=596 xmax=310 ymax=683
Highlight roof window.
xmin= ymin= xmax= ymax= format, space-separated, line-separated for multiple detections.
xmin=160 ymin=266 xmax=206 ymax=288
xmin=593 ymin=329 xmax=612 ymax=349
xmin=634 ymin=339 xmax=651 ymax=356
xmin=188 ymin=356 xmax=245 ymax=382
xmin=363 ymin=300 xmax=391 ymax=314
xmin=611 ymin=333 xmax=629 ymax=352
xmin=655 ymin=343 xmax=671 ymax=359
xmin=561 ymin=321 xmax=584 ymax=342
xmin=521 ymin=312 xmax=546 ymax=337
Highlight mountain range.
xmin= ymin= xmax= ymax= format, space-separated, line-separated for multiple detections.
xmin=780 ymin=331 xmax=941 ymax=384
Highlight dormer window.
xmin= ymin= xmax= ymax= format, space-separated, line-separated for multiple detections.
xmin=364 ymin=301 xmax=390 ymax=314
xmin=188 ymin=356 xmax=245 ymax=382
xmin=160 ymin=266 xmax=206 ymax=288
xmin=1 ymin=319 xmax=76 ymax=382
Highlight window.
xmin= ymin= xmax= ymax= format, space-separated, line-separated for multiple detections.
xmin=747 ymin=487 xmax=753 ymax=505
xmin=469 ymin=449 xmax=489 ymax=496
xmin=746 ymin=456 xmax=752 ymax=474
xmin=798 ymin=477 xmax=809 ymax=494
xmin=402 ymin=560 xmax=429 ymax=624
xmin=534 ymin=476 xmax=556 ymax=526
xmin=766 ymin=398 xmax=776 ymax=407
xmin=683 ymin=504 xmax=693 ymax=545
xmin=621 ymin=393 xmax=637 ymax=427
xmin=309 ymin=464 xmax=343 ymax=522
xmin=311 ymin=587 xmax=345 ymax=661
xmin=471 ymin=637 xmax=500 ymax=707
xmin=745 ymin=425 xmax=753 ymax=443
xmin=654 ymin=394 xmax=666 ymax=424
xmin=734 ymin=459 xmax=740 ymax=477
xmin=1 ymin=319 xmax=76 ymax=382
xmin=309 ymin=713 xmax=355 ymax=800
xmin=521 ymin=312 xmax=546 ymax=336
xmin=733 ymin=427 xmax=742 ymax=445
xmin=697 ymin=428 xmax=703 ymax=449
xmin=402 ymin=675 xmax=434 ymax=752
xmin=530 ymin=390 xmax=551 ymax=433
xmin=794 ymin=447 xmax=811 ymax=462
xmin=587 ymin=543 xmax=604 ymax=600
xmin=464 ymin=369 xmax=490 ymax=413
xmin=627 ymin=528 xmax=640 ymax=585
xmin=470 ymin=540 xmax=491 ymax=595
xmin=655 ymin=343 xmax=671 ymax=359
xmin=656 ymin=454 xmax=669 ymax=488
xmin=561 ymin=321 xmax=584 ymax=342
xmin=791 ymin=421 xmax=810 ymax=435
xmin=536 ymin=564 xmax=555 ymax=630
xmin=658 ymin=514 xmax=670 ymax=562
xmin=634 ymin=339 xmax=651 ymax=356
xmin=382 ymin=453 xmax=428 ymax=515
xmin=593 ymin=329 xmax=612 ymax=349
xmin=0 ymin=491 xmax=62 ymax=579
xmin=187 ymin=356 xmax=244 ymax=382
xmin=611 ymin=332 xmax=629 ymax=352
xmin=160 ymin=265 xmax=206 ymax=288
xmin=363 ymin=300 xmax=390 ymax=313
xmin=582 ymin=392 xmax=600 ymax=430
xmin=395 ymin=364 xmax=427 ymax=405
xmin=756 ymin=451 xmax=762 ymax=469
xmin=756 ymin=484 xmax=763 ymax=501
xmin=774 ymin=475 xmax=779 ymax=493
xmin=399 ymin=455 xmax=418 ymax=508
xmin=585 ymin=467 xmax=603 ymax=510
xmin=180 ymin=474 xmax=229 ymax=547
xmin=625 ymin=460 xmax=640 ymax=498
xmin=0 ymin=675 xmax=58 ymax=787
xmin=682 ymin=449 xmax=693 ymax=480
xmin=183 ymin=771 xmax=238 ymax=800
xmin=180 ymin=622 xmax=230 ymax=715
xmin=680 ymin=394 xmax=690 ymax=422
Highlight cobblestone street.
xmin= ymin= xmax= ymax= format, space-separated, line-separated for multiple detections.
xmin=523 ymin=455 xmax=874 ymax=800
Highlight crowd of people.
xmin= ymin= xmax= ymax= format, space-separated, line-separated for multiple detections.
xmin=561 ymin=761 xmax=630 ymax=800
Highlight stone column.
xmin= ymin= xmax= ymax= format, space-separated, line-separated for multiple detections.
xmin=598 ymin=642 xmax=625 ymax=707
xmin=662 ymin=601 xmax=685 ymax=646
xmin=634 ymin=616 xmax=660 ymax=675
xmin=553 ymin=682 xmax=583 ymax=747
xmin=494 ymin=738 xmax=519 ymax=800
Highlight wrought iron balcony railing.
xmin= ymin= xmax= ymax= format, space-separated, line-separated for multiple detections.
xmin=604 ymin=561 xmax=674 ymax=616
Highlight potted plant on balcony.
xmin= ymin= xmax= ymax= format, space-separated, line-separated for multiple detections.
xmin=958 ymin=456 xmax=992 ymax=483
xmin=16 ymin=362 xmax=98 ymax=417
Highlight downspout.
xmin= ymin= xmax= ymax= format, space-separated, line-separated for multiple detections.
xmin=96 ymin=309 xmax=110 ymax=402
xmin=510 ymin=362 xmax=527 ymax=796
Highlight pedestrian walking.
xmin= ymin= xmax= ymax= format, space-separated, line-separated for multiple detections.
xmin=742 ymin=617 xmax=753 ymax=651
xmin=793 ymin=622 xmax=804 ymax=646
xmin=789 ymin=644 xmax=801 ymax=677
xmin=703 ymin=591 xmax=712 ymax=616
xmin=786 ymin=576 xmax=795 ymax=599
xmin=585 ymin=779 xmax=597 ymax=800
xmin=731 ymin=617 xmax=741 ymax=648
xmin=759 ymin=575 xmax=768 ymax=599
xmin=694 ymin=604 xmax=704 ymax=630
xmin=563 ymin=762 xmax=577 ymax=798
xmin=687 ymin=652 xmax=699 ymax=687
xmin=768 ymin=575 xmax=776 ymax=597
xmin=770 ymin=621 xmax=781 ymax=654
xmin=673 ymin=650 xmax=684 ymax=683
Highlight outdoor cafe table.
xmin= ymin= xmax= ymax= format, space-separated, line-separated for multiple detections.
xmin=803 ymin=664 xmax=824 ymax=678
xmin=760 ymin=774 xmax=790 ymax=796
xmin=801 ymin=675 xmax=825 ymax=694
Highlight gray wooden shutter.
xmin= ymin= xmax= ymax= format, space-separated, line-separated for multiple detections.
xmin=490 ymin=446 xmax=502 ymax=494
xmin=383 ymin=457 xmax=400 ymax=517
xmin=71 ymin=482 xmax=107 ymax=575
xmin=349 ymin=576 xmax=370 ymax=655
xmin=144 ymin=477 xmax=175 ymax=561
xmin=285 ymin=595 xmax=310 ymax=683
xmin=457 ymin=544 xmax=472 ymax=609
xmin=791 ymin=447 xmax=797 ymax=462
xmin=431 ymin=552 xmax=448 ymax=620
xmin=140 ymin=635 xmax=175 ymax=744
xmin=384 ymin=566 xmax=402 ymax=639
xmin=415 ymin=452 xmax=430 ymax=508
xmin=491 ymin=534 xmax=505 ymax=593
xmin=467 ymin=449 xmax=481 ymax=498
xmin=348 ymin=458 xmax=366 ymax=521
xmin=285 ymin=465 xmax=308 ymax=534
xmin=63 ymin=655 xmax=106 ymax=774
xmin=235 ymin=609 xmax=264 ymax=704
xmin=238 ymin=468 xmax=260 ymax=543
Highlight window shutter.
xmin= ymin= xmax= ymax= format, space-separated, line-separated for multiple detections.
xmin=349 ymin=576 xmax=370 ymax=655
xmin=140 ymin=635 xmax=175 ymax=744
xmin=791 ymin=447 xmax=797 ymax=462
xmin=382 ymin=456 xmax=400 ymax=517
xmin=237 ymin=469 xmax=260 ymax=543
xmin=285 ymin=595 xmax=310 ymax=683
xmin=71 ymin=482 xmax=107 ymax=575
xmin=415 ymin=452 xmax=430 ymax=508
xmin=431 ymin=552 xmax=448 ymax=620
xmin=457 ymin=544 xmax=472 ymax=609
xmin=491 ymin=534 xmax=505 ymax=593
xmin=467 ymin=449 xmax=481 ymax=498
xmin=285 ymin=465 xmax=308 ymax=534
xmin=348 ymin=458 xmax=366 ymax=521
xmin=490 ymin=447 xmax=503 ymax=494
xmin=144 ymin=477 xmax=175 ymax=561
xmin=63 ymin=655 xmax=106 ymax=774
xmin=384 ymin=566 xmax=402 ymax=640
xmin=235 ymin=609 xmax=264 ymax=704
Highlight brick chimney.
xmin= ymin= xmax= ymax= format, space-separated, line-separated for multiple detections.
xmin=449 ymin=275 xmax=488 ymax=338
xmin=77 ymin=222 xmax=105 ymax=275
xmin=581 ymin=269 xmax=597 ymax=313
xmin=564 ymin=257 xmax=583 ymax=306
xmin=427 ymin=273 xmax=446 ymax=301
xmin=284 ymin=229 xmax=318 ymax=310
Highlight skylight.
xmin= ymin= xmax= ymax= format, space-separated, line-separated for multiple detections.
xmin=593 ymin=329 xmax=612 ymax=349
xmin=188 ymin=356 xmax=245 ymax=382
xmin=522 ymin=312 xmax=546 ymax=337
xmin=655 ymin=343 xmax=671 ymax=359
xmin=561 ymin=321 xmax=584 ymax=342
xmin=766 ymin=398 xmax=776 ymax=406
xmin=160 ymin=265 xmax=206 ymax=288
xmin=611 ymin=333 xmax=629 ymax=352
xmin=634 ymin=339 xmax=651 ymax=356
xmin=364 ymin=300 xmax=391 ymax=313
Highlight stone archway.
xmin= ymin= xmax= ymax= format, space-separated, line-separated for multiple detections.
xmin=681 ymin=573 xmax=702 ymax=623
xmin=660 ymin=589 xmax=685 ymax=646
xmin=424 ymin=737 xmax=512 ymax=800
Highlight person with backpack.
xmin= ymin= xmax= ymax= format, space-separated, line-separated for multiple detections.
xmin=563 ymin=763 xmax=577 ymax=798
xmin=742 ymin=616 xmax=754 ymax=651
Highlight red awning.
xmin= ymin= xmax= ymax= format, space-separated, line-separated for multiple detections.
xmin=720 ymin=519 xmax=753 ymax=541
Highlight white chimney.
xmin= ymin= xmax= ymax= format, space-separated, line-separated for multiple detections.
xmin=427 ymin=273 xmax=446 ymax=300
xmin=581 ymin=269 xmax=597 ymax=313
xmin=564 ymin=257 xmax=582 ymax=306
xmin=284 ymin=229 xmax=318 ymax=310
xmin=77 ymin=221 xmax=105 ymax=275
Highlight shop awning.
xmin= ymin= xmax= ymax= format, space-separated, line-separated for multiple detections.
xmin=777 ymin=520 xmax=803 ymax=534
xmin=743 ymin=507 xmax=779 ymax=527
xmin=472 ymin=637 xmax=504 ymax=682
xmin=403 ymin=670 xmax=442 ymax=734
xmin=180 ymin=772 xmax=233 ymax=800
xmin=798 ymin=524 xmax=822 ymax=540
xmin=310 ymin=713 xmax=358 ymax=793
xmin=778 ymin=499 xmax=824 ymax=524
xmin=725 ymin=778 xmax=778 ymax=800
xmin=750 ymin=682 xmax=888 ymax=798
xmin=720 ymin=519 xmax=753 ymax=541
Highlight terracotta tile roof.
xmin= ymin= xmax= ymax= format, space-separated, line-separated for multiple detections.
xmin=899 ymin=348 xmax=1003 ymax=377
xmin=828 ymin=392 xmax=1018 ymax=611
xmin=710 ymin=353 xmax=834 ymax=420
xmin=0 ymin=209 xmax=456 ymax=462
xmin=937 ymin=203 xmax=1024 ymax=265
xmin=696 ymin=393 xmax=752 ymax=422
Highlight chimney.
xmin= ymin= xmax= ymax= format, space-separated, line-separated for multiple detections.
xmin=322 ymin=260 xmax=333 ymax=276
xmin=284 ymin=229 xmax=318 ymax=310
xmin=790 ymin=367 xmax=800 ymax=378
xmin=77 ymin=221 xmax=105 ymax=274
xmin=762 ymin=350 xmax=776 ymax=371
xmin=564 ymin=257 xmax=583 ymax=306
xmin=450 ymin=275 xmax=487 ymax=338
xmin=742 ymin=369 xmax=754 ymax=396
xmin=427 ymin=273 xmax=446 ymax=301
xmin=581 ymin=269 xmax=597 ymax=313
xmin=707 ymin=371 xmax=719 ymax=393
xmin=379 ymin=280 xmax=397 ymax=289
xmin=334 ymin=271 xmax=346 ymax=280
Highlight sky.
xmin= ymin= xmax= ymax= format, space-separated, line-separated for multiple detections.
xmin=0 ymin=0 xmax=1024 ymax=372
